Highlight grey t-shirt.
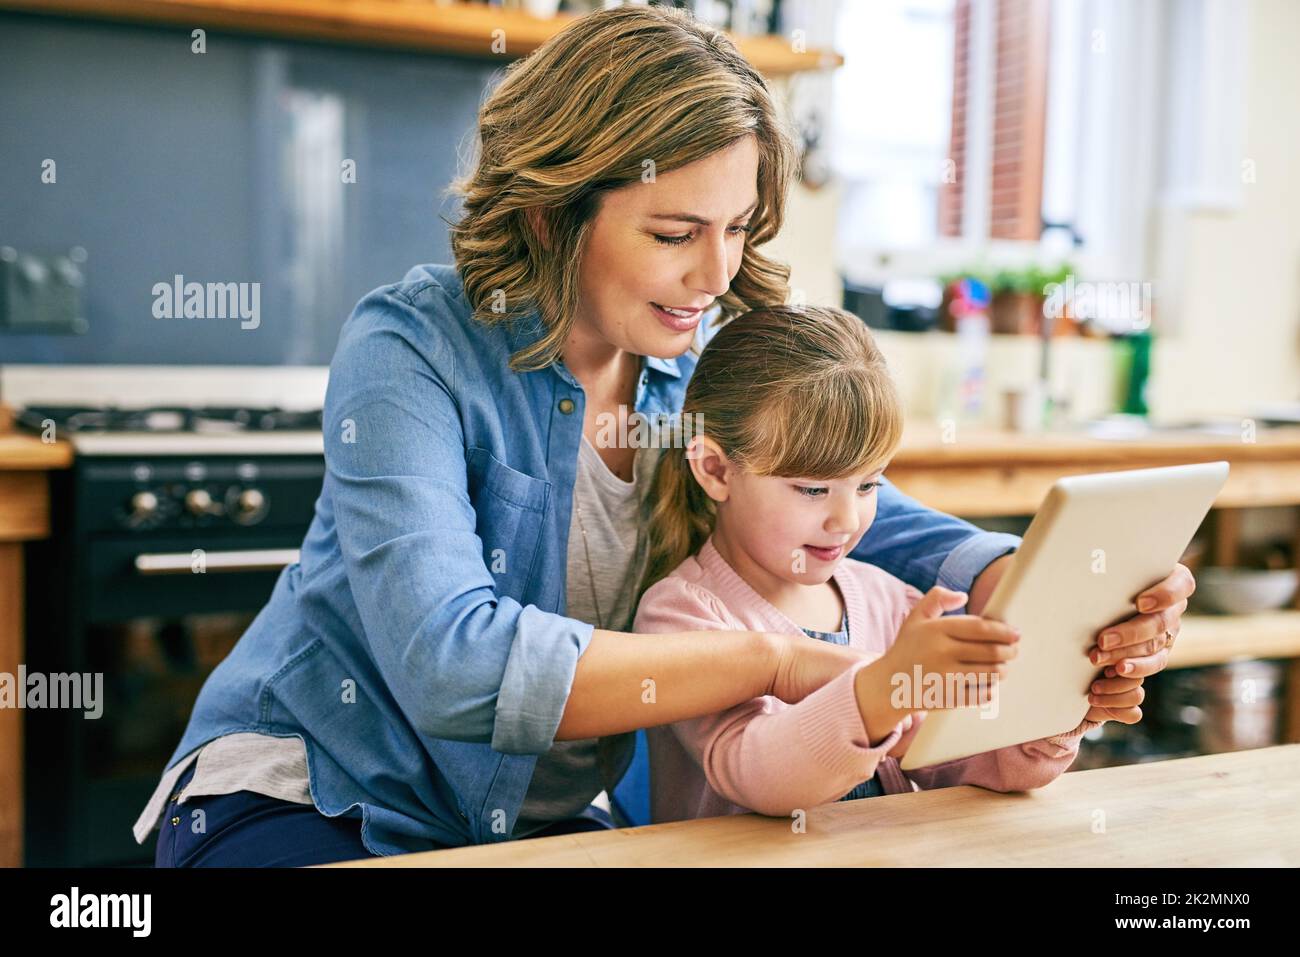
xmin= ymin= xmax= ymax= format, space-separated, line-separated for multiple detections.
xmin=134 ymin=434 xmax=657 ymax=846
xmin=132 ymin=731 xmax=313 ymax=846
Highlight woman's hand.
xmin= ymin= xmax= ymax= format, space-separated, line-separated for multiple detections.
xmin=1083 ymin=674 xmax=1145 ymax=724
xmin=972 ymin=557 xmax=1197 ymax=727
xmin=768 ymin=632 xmax=873 ymax=704
xmin=1090 ymin=563 xmax=1194 ymax=681
xmin=1081 ymin=563 xmax=1195 ymax=725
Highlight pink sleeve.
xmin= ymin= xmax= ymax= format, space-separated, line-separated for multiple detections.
xmin=633 ymin=576 xmax=910 ymax=817
xmin=901 ymin=714 xmax=1105 ymax=792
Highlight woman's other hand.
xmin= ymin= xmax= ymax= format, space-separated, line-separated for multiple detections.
xmin=1080 ymin=562 xmax=1195 ymax=725
xmin=1090 ymin=562 xmax=1194 ymax=681
xmin=767 ymin=632 xmax=871 ymax=704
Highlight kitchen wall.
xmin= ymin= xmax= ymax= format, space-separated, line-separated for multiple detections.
xmin=0 ymin=12 xmax=487 ymax=369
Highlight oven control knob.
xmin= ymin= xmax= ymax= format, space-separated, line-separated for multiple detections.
xmin=184 ymin=488 xmax=220 ymax=516
xmin=231 ymin=487 xmax=268 ymax=525
xmin=127 ymin=490 xmax=159 ymax=526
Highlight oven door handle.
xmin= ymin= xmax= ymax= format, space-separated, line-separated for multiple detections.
xmin=133 ymin=548 xmax=301 ymax=575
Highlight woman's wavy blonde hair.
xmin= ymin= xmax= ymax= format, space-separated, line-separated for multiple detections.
xmin=638 ymin=305 xmax=905 ymax=601
xmin=447 ymin=3 xmax=799 ymax=371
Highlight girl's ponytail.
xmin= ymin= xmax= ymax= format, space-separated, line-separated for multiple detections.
xmin=638 ymin=424 xmax=714 ymax=601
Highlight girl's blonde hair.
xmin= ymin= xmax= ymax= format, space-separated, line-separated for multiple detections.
xmin=639 ymin=305 xmax=905 ymax=599
xmin=447 ymin=4 xmax=799 ymax=371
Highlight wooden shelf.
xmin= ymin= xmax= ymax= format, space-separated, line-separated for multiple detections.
xmin=0 ymin=0 xmax=843 ymax=74
xmin=1168 ymin=611 xmax=1300 ymax=669
xmin=889 ymin=423 xmax=1300 ymax=516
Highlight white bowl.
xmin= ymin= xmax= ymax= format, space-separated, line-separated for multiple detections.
xmin=1192 ymin=566 xmax=1298 ymax=615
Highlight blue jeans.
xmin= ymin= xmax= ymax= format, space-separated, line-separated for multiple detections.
xmin=154 ymin=762 xmax=616 ymax=866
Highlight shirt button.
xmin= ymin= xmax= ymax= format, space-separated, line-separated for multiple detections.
xmin=171 ymin=816 xmax=180 ymax=826
xmin=558 ymin=398 xmax=575 ymax=414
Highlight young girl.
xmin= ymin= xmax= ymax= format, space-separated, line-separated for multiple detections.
xmin=633 ymin=304 xmax=1104 ymax=823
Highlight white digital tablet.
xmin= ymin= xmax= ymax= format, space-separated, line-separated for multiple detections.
xmin=899 ymin=460 xmax=1229 ymax=771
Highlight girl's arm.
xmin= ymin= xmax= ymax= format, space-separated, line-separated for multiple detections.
xmin=633 ymin=577 xmax=910 ymax=817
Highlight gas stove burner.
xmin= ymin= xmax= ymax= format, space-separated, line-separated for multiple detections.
xmin=15 ymin=404 xmax=324 ymax=435
xmin=190 ymin=407 xmax=323 ymax=433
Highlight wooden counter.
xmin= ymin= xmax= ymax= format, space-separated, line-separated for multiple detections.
xmin=0 ymin=428 xmax=74 ymax=868
xmin=325 ymin=744 xmax=1300 ymax=867
xmin=889 ymin=423 xmax=1300 ymax=517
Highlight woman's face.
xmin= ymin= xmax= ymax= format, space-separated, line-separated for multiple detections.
xmin=574 ymin=134 xmax=761 ymax=359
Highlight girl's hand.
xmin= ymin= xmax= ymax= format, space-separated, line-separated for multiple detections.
xmin=1088 ymin=562 xmax=1195 ymax=682
xmin=887 ymin=711 xmax=924 ymax=758
xmin=878 ymin=586 xmax=1021 ymax=710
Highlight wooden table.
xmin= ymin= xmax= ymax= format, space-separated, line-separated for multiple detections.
xmin=0 ymin=426 xmax=74 ymax=867
xmin=326 ymin=744 xmax=1300 ymax=867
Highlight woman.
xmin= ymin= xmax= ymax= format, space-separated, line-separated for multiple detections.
xmin=133 ymin=5 xmax=1192 ymax=866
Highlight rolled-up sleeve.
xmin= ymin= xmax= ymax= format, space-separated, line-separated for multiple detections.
xmin=933 ymin=530 xmax=1023 ymax=597
xmin=493 ymin=605 xmax=595 ymax=754
xmin=853 ymin=477 xmax=1021 ymax=604
xmin=325 ymin=287 xmax=592 ymax=755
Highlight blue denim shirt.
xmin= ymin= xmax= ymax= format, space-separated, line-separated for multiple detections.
xmin=164 ymin=262 xmax=1020 ymax=856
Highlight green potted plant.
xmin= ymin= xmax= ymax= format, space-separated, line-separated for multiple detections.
xmin=988 ymin=263 xmax=1077 ymax=336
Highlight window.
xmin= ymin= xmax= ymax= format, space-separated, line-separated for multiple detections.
xmin=830 ymin=0 xmax=957 ymax=251
xmin=831 ymin=0 xmax=1162 ymax=274
xmin=939 ymin=0 xmax=1051 ymax=242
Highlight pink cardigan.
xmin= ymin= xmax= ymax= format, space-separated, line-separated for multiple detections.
xmin=632 ymin=536 xmax=1102 ymax=823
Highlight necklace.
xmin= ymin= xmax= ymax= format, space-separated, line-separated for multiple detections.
xmin=570 ymin=356 xmax=643 ymax=630
xmin=573 ymin=443 xmax=650 ymax=632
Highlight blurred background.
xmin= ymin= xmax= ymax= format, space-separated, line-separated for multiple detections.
xmin=1 ymin=0 xmax=1298 ymax=867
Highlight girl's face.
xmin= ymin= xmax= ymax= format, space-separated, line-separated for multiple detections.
xmin=690 ymin=436 xmax=887 ymax=589
xmin=572 ymin=134 xmax=760 ymax=359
